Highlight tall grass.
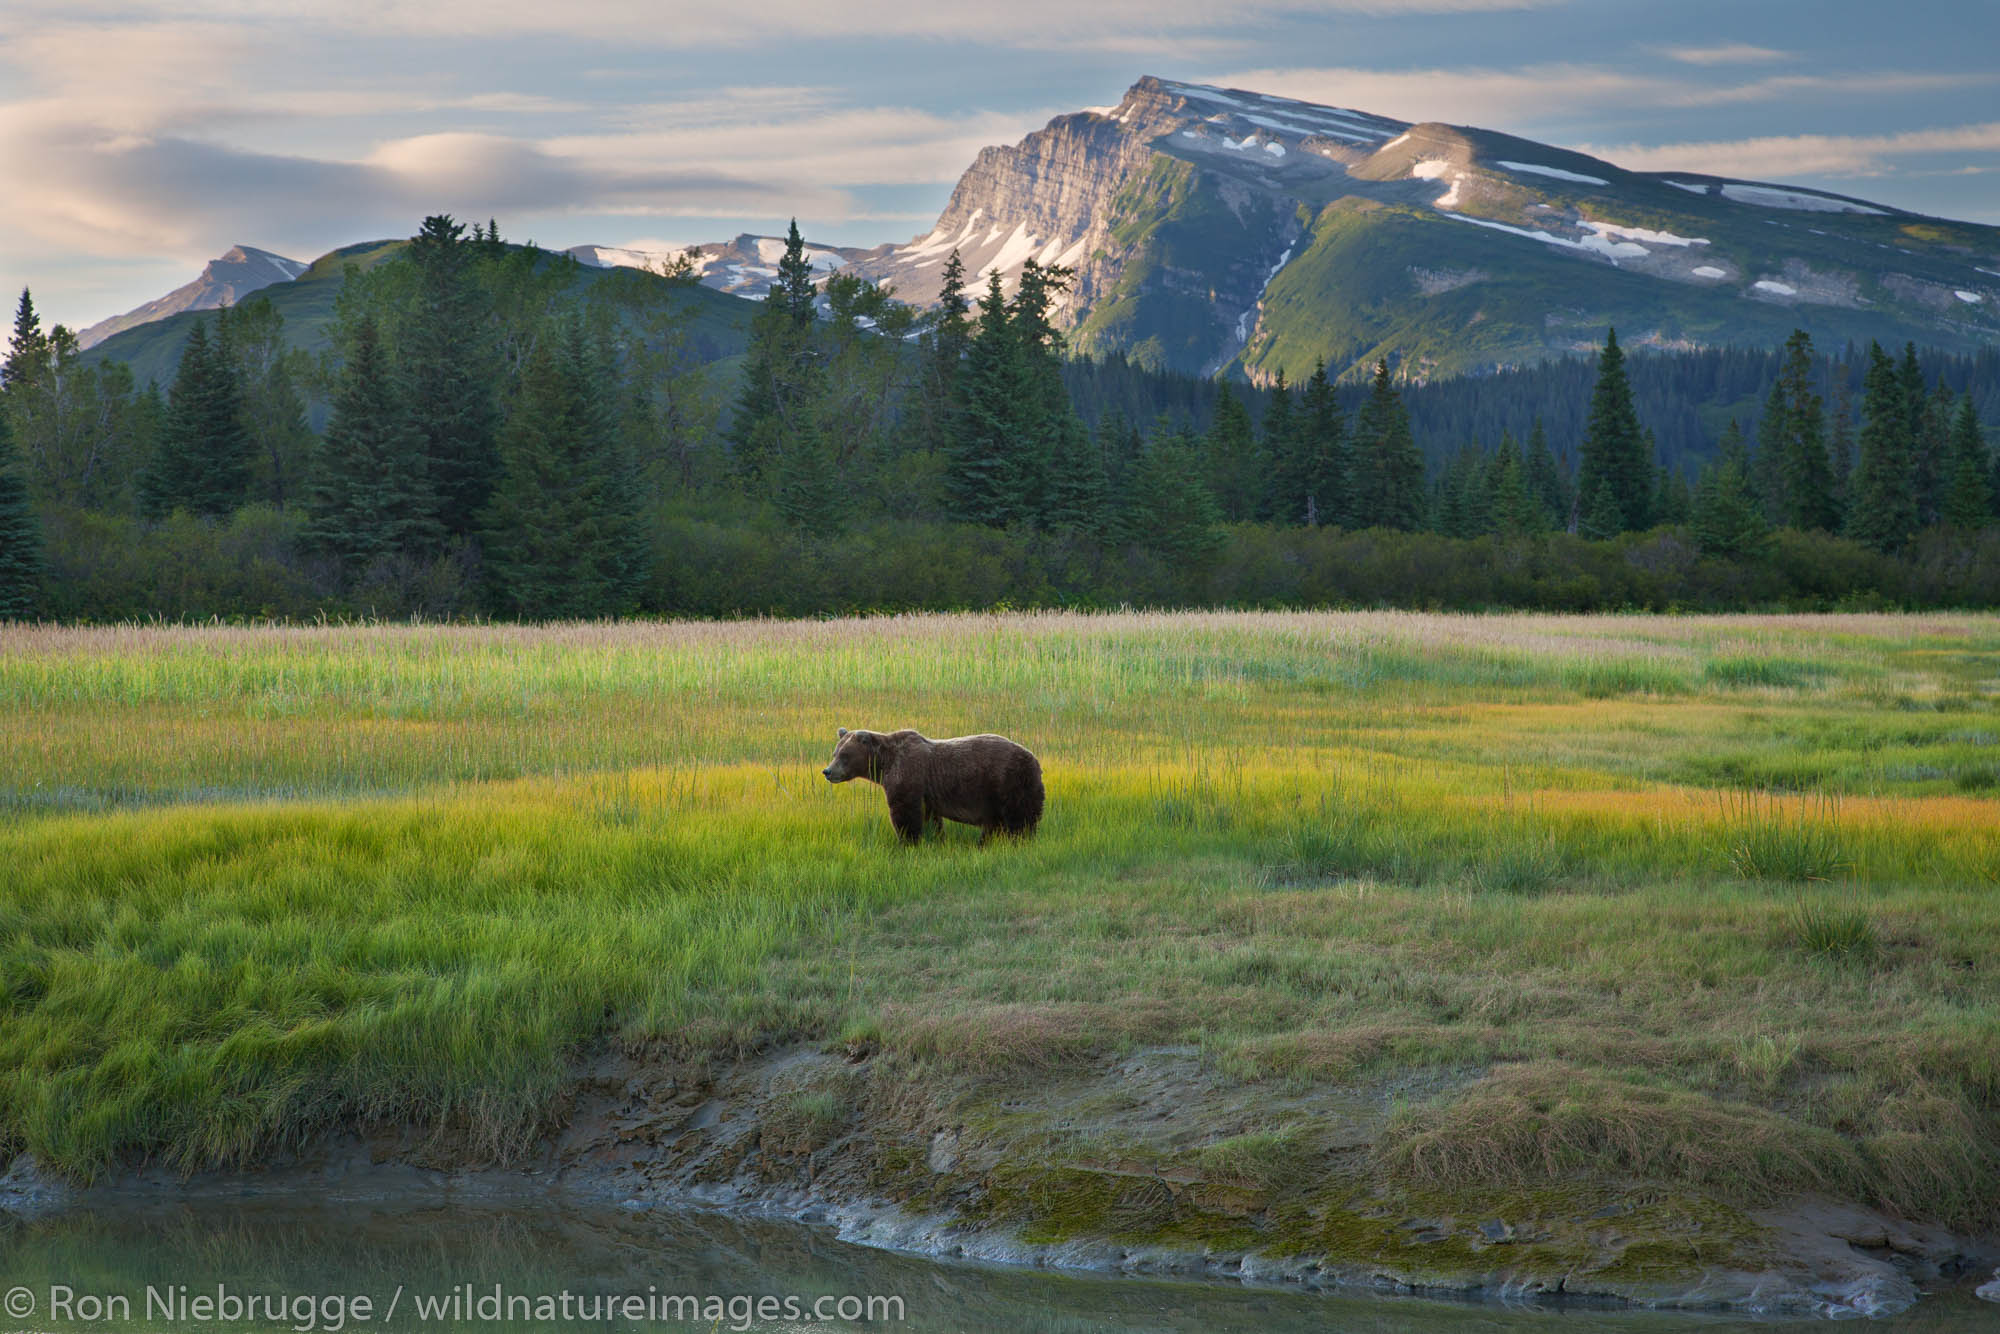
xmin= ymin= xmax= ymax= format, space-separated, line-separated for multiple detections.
xmin=0 ymin=611 xmax=1996 ymax=1226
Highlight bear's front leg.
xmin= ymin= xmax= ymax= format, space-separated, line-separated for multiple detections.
xmin=887 ymin=789 xmax=926 ymax=844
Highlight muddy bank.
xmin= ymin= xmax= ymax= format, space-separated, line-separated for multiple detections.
xmin=10 ymin=1045 xmax=1997 ymax=1319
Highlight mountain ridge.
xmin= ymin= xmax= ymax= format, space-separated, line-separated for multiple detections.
xmin=82 ymin=77 xmax=2000 ymax=382
xmin=76 ymin=245 xmax=307 ymax=350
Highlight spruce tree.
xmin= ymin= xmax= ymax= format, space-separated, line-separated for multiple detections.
xmin=1007 ymin=257 xmax=1073 ymax=518
xmin=1350 ymin=359 xmax=1424 ymax=530
xmin=1846 ymin=342 xmax=1918 ymax=553
xmin=947 ymin=272 xmax=1025 ymax=526
xmin=1690 ymin=426 xmax=1772 ymax=560
xmin=1203 ymin=383 xmax=1259 ymax=521
xmin=3 ymin=289 xmax=48 ymax=392
xmin=1579 ymin=478 xmax=1624 ymax=541
xmin=139 ymin=319 xmax=250 ymax=518
xmin=1296 ymin=361 xmax=1347 ymax=526
xmin=1576 ymin=328 xmax=1650 ymax=532
xmin=403 ymin=214 xmax=499 ymax=541
xmin=1128 ymin=426 xmax=1224 ymax=564
xmin=1767 ymin=330 xmax=1837 ymax=531
xmin=1915 ymin=382 xmax=1955 ymax=527
xmin=303 ymin=315 xmax=440 ymax=574
xmin=917 ymin=249 xmax=973 ymax=454
xmin=1258 ymin=370 xmax=1296 ymax=523
xmin=1523 ymin=418 xmax=1568 ymax=530
xmin=1046 ymin=411 xmax=1109 ymax=538
xmin=1940 ymin=396 xmax=1993 ymax=529
xmin=1827 ymin=373 xmax=1855 ymax=526
xmin=0 ymin=405 xmax=43 ymax=619
xmin=483 ymin=322 xmax=643 ymax=618
xmin=730 ymin=219 xmax=820 ymax=489
xmin=1897 ymin=344 xmax=1936 ymax=524
xmin=1490 ymin=437 xmax=1542 ymax=536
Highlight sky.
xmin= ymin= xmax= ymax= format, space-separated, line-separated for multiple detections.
xmin=4 ymin=0 xmax=1997 ymax=333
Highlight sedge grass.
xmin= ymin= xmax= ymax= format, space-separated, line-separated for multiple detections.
xmin=0 ymin=611 xmax=1996 ymax=1228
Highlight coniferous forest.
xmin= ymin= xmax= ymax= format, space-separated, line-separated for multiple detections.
xmin=3 ymin=215 xmax=1999 ymax=622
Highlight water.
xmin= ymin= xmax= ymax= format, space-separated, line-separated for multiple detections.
xmin=0 ymin=1199 xmax=1991 ymax=1334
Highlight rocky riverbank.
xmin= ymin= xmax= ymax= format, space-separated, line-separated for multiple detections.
xmin=11 ymin=1043 xmax=1995 ymax=1320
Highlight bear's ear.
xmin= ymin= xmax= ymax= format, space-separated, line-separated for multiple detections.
xmin=837 ymin=726 xmax=849 ymax=738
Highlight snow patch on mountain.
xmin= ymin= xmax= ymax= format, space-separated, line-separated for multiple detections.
xmin=1692 ymin=265 xmax=1728 ymax=279
xmin=1584 ymin=221 xmax=1708 ymax=249
xmin=1958 ymin=290 xmax=1985 ymax=303
xmin=1498 ymin=161 xmax=1608 ymax=186
xmin=1411 ymin=159 xmax=1463 ymax=208
xmin=1753 ymin=279 xmax=1798 ymax=296
xmin=1722 ymin=184 xmax=1887 ymax=215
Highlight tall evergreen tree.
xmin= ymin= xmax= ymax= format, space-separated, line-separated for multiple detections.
xmin=1349 ymin=359 xmax=1424 ymax=530
xmin=1203 ymin=383 xmax=1259 ymax=521
xmin=1045 ymin=411 xmax=1110 ymax=538
xmin=1576 ymin=328 xmax=1651 ymax=532
xmin=1897 ymin=344 xmax=1937 ymax=525
xmin=1940 ymin=396 xmax=1993 ymax=529
xmin=1490 ymin=435 xmax=1543 ymax=535
xmin=730 ymin=218 xmax=822 ymax=490
xmin=3 ymin=289 xmax=48 ymax=392
xmin=1007 ymin=257 xmax=1075 ymax=518
xmin=483 ymin=321 xmax=644 ymax=618
xmin=304 ymin=315 xmax=440 ymax=575
xmin=1915 ymin=381 xmax=1956 ymax=527
xmin=1767 ymin=329 xmax=1837 ymax=531
xmin=1523 ymin=418 xmax=1568 ymax=531
xmin=1690 ymin=422 xmax=1772 ymax=560
xmin=1127 ymin=426 xmax=1224 ymax=564
xmin=138 ymin=319 xmax=250 ymax=518
xmin=947 ymin=272 xmax=1026 ymax=526
xmin=218 ymin=297 xmax=312 ymax=508
xmin=0 ymin=405 xmax=43 ymax=619
xmin=1258 ymin=370 xmax=1296 ymax=523
xmin=916 ymin=249 xmax=973 ymax=455
xmin=1847 ymin=342 xmax=1918 ymax=553
xmin=1827 ymin=371 xmax=1856 ymax=525
xmin=403 ymin=214 xmax=499 ymax=540
xmin=1295 ymin=360 xmax=1347 ymax=526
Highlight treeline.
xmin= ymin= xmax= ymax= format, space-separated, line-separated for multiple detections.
xmin=1 ymin=215 xmax=1997 ymax=622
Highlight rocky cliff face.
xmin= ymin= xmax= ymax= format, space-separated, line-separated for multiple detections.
xmin=77 ymin=245 xmax=306 ymax=349
xmin=845 ymin=76 xmax=1417 ymax=374
xmin=843 ymin=76 xmax=2000 ymax=380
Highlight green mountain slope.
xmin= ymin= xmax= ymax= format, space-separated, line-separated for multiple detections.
xmin=851 ymin=77 xmax=2000 ymax=381
xmin=83 ymin=240 xmax=756 ymax=387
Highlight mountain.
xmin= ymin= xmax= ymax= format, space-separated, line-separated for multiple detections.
xmin=79 ymin=76 xmax=2000 ymax=385
xmin=568 ymin=234 xmax=865 ymax=297
xmin=841 ymin=76 xmax=2000 ymax=380
xmin=83 ymin=240 xmax=756 ymax=390
xmin=76 ymin=245 xmax=307 ymax=350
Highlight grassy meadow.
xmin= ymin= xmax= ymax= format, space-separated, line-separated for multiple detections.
xmin=1 ymin=611 xmax=1997 ymax=1231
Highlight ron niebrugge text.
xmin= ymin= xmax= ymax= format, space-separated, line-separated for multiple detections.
xmin=19 ymin=1284 xmax=906 ymax=1330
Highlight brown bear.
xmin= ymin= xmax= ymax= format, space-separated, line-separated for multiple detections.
xmin=821 ymin=728 xmax=1043 ymax=844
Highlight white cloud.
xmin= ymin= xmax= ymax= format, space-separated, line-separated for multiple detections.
xmin=1199 ymin=62 xmax=1993 ymax=130
xmin=1581 ymin=122 xmax=2000 ymax=179
xmin=1660 ymin=43 xmax=1792 ymax=65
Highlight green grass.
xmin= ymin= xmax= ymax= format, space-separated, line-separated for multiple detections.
xmin=0 ymin=611 xmax=1997 ymax=1232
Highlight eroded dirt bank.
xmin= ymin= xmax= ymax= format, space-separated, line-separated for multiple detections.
xmin=8 ymin=1044 xmax=1997 ymax=1319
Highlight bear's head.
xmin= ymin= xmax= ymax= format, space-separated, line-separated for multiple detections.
xmin=822 ymin=727 xmax=885 ymax=784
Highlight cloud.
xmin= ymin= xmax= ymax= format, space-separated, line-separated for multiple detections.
xmin=1660 ymin=43 xmax=1792 ymax=66
xmin=1199 ymin=63 xmax=1995 ymax=131
xmin=1580 ymin=122 xmax=2000 ymax=179
xmin=4 ymin=1 xmax=1564 ymax=56
xmin=0 ymin=118 xmax=784 ymax=260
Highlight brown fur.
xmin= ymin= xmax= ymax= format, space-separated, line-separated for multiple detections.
xmin=821 ymin=728 xmax=1044 ymax=844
